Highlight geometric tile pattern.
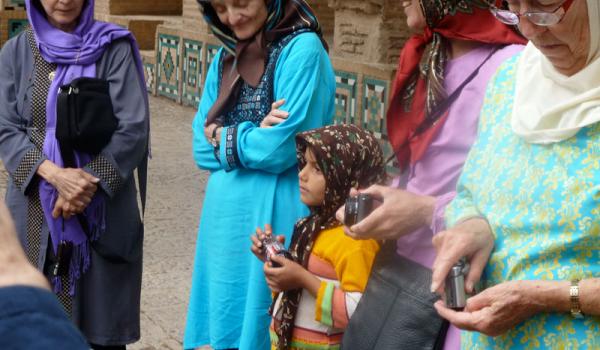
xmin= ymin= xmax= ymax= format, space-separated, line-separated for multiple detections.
xmin=333 ymin=70 xmax=357 ymax=126
xmin=182 ymin=39 xmax=203 ymax=108
xmin=206 ymin=44 xmax=221 ymax=71
xmin=8 ymin=18 xmax=27 ymax=39
xmin=381 ymin=132 xmax=399 ymax=175
xmin=157 ymin=33 xmax=180 ymax=101
xmin=362 ymin=77 xmax=387 ymax=134
xmin=363 ymin=76 xmax=398 ymax=174
xmin=143 ymin=61 xmax=156 ymax=94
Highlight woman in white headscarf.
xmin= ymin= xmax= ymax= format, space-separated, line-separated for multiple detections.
xmin=431 ymin=0 xmax=600 ymax=348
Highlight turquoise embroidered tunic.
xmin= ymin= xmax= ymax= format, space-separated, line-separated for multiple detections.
xmin=184 ymin=32 xmax=335 ymax=350
xmin=446 ymin=54 xmax=600 ymax=349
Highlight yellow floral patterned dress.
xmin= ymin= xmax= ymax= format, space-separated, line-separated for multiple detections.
xmin=446 ymin=54 xmax=600 ymax=349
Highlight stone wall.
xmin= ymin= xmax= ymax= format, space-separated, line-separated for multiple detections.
xmin=183 ymin=0 xmax=209 ymax=34
xmin=108 ymin=0 xmax=182 ymax=16
xmin=330 ymin=0 xmax=409 ymax=65
xmin=95 ymin=0 xmax=183 ymax=17
xmin=306 ymin=0 xmax=334 ymax=43
xmin=94 ymin=0 xmax=109 ymax=19
xmin=94 ymin=0 xmax=182 ymax=50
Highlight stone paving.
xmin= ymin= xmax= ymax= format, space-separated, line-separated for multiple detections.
xmin=129 ymin=96 xmax=210 ymax=350
xmin=0 ymin=95 xmax=211 ymax=350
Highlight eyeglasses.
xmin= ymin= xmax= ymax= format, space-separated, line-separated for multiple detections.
xmin=490 ymin=0 xmax=574 ymax=26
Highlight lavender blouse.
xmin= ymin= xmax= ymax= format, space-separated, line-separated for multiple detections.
xmin=395 ymin=43 xmax=524 ymax=350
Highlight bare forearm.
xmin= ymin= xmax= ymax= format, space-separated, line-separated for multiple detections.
xmin=525 ymin=279 xmax=600 ymax=316
xmin=36 ymin=160 xmax=58 ymax=184
xmin=418 ymin=195 xmax=436 ymax=228
xmin=455 ymin=217 xmax=492 ymax=235
xmin=524 ymin=280 xmax=570 ymax=314
xmin=301 ymin=270 xmax=322 ymax=298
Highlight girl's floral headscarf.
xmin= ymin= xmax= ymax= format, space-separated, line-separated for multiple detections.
xmin=196 ymin=0 xmax=327 ymax=126
xmin=387 ymin=0 xmax=526 ymax=171
xmin=273 ymin=124 xmax=387 ymax=349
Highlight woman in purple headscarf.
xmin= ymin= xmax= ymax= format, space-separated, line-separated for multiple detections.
xmin=0 ymin=0 xmax=149 ymax=349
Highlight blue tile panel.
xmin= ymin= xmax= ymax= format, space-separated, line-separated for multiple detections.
xmin=8 ymin=18 xmax=28 ymax=39
xmin=333 ymin=70 xmax=357 ymax=126
xmin=182 ymin=39 xmax=203 ymax=108
xmin=363 ymin=76 xmax=398 ymax=174
xmin=206 ymin=44 xmax=221 ymax=71
xmin=362 ymin=77 xmax=387 ymax=133
xmin=157 ymin=33 xmax=181 ymax=101
xmin=143 ymin=61 xmax=155 ymax=94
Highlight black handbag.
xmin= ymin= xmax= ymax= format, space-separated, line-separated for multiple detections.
xmin=341 ymin=242 xmax=449 ymax=350
xmin=55 ymin=77 xmax=119 ymax=240
xmin=56 ymin=77 xmax=118 ymax=167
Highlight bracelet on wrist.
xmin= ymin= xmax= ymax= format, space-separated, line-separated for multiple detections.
xmin=570 ymin=279 xmax=584 ymax=319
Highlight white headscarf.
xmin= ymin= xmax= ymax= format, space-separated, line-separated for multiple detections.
xmin=511 ymin=0 xmax=600 ymax=144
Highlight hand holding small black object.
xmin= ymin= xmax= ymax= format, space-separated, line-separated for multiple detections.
xmin=344 ymin=193 xmax=379 ymax=226
xmin=52 ymin=241 xmax=74 ymax=277
xmin=261 ymin=235 xmax=292 ymax=268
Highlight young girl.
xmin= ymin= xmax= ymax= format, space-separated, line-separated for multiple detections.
xmin=251 ymin=124 xmax=387 ymax=350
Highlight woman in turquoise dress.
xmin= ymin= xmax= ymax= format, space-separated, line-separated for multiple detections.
xmin=184 ymin=1 xmax=335 ymax=349
xmin=431 ymin=0 xmax=600 ymax=348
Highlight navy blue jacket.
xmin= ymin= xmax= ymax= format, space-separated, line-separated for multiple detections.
xmin=0 ymin=286 xmax=88 ymax=349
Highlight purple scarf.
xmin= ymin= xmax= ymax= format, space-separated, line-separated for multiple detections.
xmin=26 ymin=0 xmax=147 ymax=295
